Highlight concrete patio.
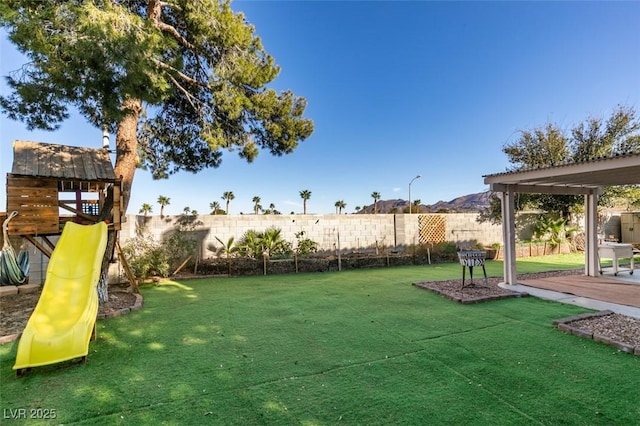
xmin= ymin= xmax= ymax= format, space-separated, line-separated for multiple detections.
xmin=502 ymin=266 xmax=640 ymax=318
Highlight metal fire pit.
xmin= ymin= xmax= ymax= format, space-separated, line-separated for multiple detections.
xmin=457 ymin=250 xmax=488 ymax=288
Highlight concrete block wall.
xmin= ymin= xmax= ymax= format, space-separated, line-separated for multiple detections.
xmin=120 ymin=214 xmax=399 ymax=259
xmin=119 ymin=212 xmax=505 ymax=257
xmin=444 ymin=213 xmax=503 ymax=248
xmin=12 ymin=212 xmax=520 ymax=284
xmin=24 ymin=249 xmax=51 ymax=285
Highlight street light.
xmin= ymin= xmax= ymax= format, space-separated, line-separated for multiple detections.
xmin=408 ymin=174 xmax=421 ymax=214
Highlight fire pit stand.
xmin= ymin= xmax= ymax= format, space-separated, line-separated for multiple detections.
xmin=457 ymin=250 xmax=488 ymax=289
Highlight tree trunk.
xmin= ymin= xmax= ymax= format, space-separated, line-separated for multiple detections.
xmin=114 ymin=97 xmax=142 ymax=215
xmin=96 ymin=97 xmax=142 ymax=303
xmin=97 ymin=186 xmax=117 ymax=303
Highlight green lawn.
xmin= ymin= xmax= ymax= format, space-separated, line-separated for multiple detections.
xmin=1 ymin=254 xmax=638 ymax=425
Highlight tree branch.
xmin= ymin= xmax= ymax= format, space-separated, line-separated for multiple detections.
xmin=167 ymin=74 xmax=199 ymax=111
xmin=155 ymin=20 xmax=196 ymax=50
xmin=157 ymin=1 xmax=182 ymax=11
xmin=147 ymin=0 xmax=194 ymax=50
xmin=152 ymin=58 xmax=208 ymax=89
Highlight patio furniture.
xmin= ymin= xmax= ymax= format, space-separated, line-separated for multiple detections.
xmin=598 ymin=243 xmax=634 ymax=276
xmin=457 ymin=250 xmax=488 ymax=288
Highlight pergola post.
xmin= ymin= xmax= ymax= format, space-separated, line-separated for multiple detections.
xmin=584 ymin=190 xmax=599 ymax=277
xmin=500 ymin=188 xmax=517 ymax=285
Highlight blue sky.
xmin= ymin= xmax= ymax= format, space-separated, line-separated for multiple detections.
xmin=1 ymin=1 xmax=639 ymax=215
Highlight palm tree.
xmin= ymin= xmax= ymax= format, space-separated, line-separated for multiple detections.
xmin=260 ymin=227 xmax=287 ymax=258
xmin=237 ymin=229 xmax=262 ymax=259
xmin=139 ymin=203 xmax=152 ymax=216
xmin=209 ymin=201 xmax=224 ymax=214
xmin=222 ymin=191 xmax=235 ymax=214
xmin=212 ymin=236 xmax=237 ymax=275
xmin=157 ymin=195 xmax=170 ymax=218
xmin=299 ymin=190 xmax=311 ymax=214
xmin=209 ymin=201 xmax=222 ymax=215
xmin=252 ymin=196 xmax=261 ymax=214
xmin=265 ymin=202 xmax=280 ymax=215
xmin=371 ymin=191 xmax=381 ymax=214
xmin=335 ymin=200 xmax=346 ymax=214
xmin=412 ymin=199 xmax=421 ymax=214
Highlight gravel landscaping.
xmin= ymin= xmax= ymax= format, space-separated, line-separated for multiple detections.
xmin=414 ymin=269 xmax=640 ymax=355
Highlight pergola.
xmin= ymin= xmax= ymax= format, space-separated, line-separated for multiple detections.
xmin=483 ymin=152 xmax=640 ymax=285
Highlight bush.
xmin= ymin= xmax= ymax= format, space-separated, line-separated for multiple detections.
xmin=121 ymin=234 xmax=170 ymax=279
xmin=164 ymin=230 xmax=198 ymax=271
xmin=236 ymin=227 xmax=293 ymax=259
xmin=123 ymin=210 xmax=201 ymax=278
xmin=295 ymin=231 xmax=318 ymax=257
xmin=426 ymin=241 xmax=459 ymax=262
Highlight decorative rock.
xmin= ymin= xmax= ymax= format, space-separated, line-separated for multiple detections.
xmin=554 ymin=311 xmax=638 ymax=357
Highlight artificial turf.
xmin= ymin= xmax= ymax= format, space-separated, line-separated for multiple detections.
xmin=1 ymin=254 xmax=638 ymax=425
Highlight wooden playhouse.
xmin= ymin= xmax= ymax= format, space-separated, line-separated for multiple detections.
xmin=3 ymin=140 xmax=123 ymax=258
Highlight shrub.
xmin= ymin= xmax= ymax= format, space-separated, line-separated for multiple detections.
xmin=294 ymin=231 xmax=318 ymax=257
xmin=122 ymin=210 xmax=201 ymax=279
xmin=164 ymin=230 xmax=198 ymax=271
xmin=236 ymin=227 xmax=293 ymax=259
xmin=121 ymin=234 xmax=170 ymax=279
xmin=427 ymin=241 xmax=459 ymax=262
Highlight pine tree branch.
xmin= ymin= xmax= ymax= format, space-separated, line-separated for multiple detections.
xmin=152 ymin=58 xmax=208 ymax=89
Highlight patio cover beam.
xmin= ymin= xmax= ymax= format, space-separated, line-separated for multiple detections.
xmin=489 ymin=183 xmax=601 ymax=195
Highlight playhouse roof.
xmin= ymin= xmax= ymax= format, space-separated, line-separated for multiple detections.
xmin=11 ymin=140 xmax=117 ymax=182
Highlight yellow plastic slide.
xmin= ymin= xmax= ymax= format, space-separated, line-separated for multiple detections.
xmin=13 ymin=221 xmax=108 ymax=375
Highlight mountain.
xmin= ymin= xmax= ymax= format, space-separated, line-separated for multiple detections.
xmin=426 ymin=191 xmax=493 ymax=213
xmin=359 ymin=191 xmax=492 ymax=214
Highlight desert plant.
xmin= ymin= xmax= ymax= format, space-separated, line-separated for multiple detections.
xmin=236 ymin=230 xmax=262 ymax=259
xmin=164 ymin=210 xmax=202 ymax=270
xmin=294 ymin=231 xmax=318 ymax=257
xmin=236 ymin=228 xmax=291 ymax=260
xmin=533 ymin=216 xmax=579 ymax=250
xmin=428 ymin=241 xmax=459 ymax=262
xmin=121 ymin=234 xmax=170 ymax=279
xmin=208 ymin=236 xmax=238 ymax=275
xmin=127 ymin=210 xmax=202 ymax=279
xmin=259 ymin=227 xmax=291 ymax=259
xmin=164 ymin=231 xmax=198 ymax=272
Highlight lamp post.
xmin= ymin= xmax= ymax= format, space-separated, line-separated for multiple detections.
xmin=408 ymin=175 xmax=421 ymax=214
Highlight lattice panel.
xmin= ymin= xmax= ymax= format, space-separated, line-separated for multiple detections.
xmin=418 ymin=214 xmax=446 ymax=244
